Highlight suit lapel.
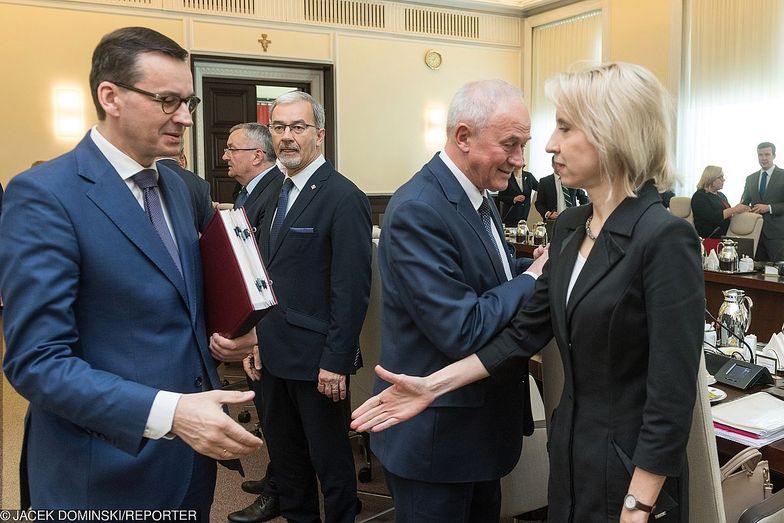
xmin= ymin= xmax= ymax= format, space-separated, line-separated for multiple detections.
xmin=564 ymin=223 xmax=624 ymax=324
xmin=158 ymin=164 xmax=199 ymax=314
xmin=428 ymin=156 xmax=508 ymax=283
xmin=77 ymin=138 xmax=189 ymax=305
xmin=764 ymin=167 xmax=784 ymax=202
xmin=268 ymin=162 xmax=331 ymax=261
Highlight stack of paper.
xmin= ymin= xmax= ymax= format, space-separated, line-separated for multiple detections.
xmin=713 ymin=392 xmax=784 ymax=447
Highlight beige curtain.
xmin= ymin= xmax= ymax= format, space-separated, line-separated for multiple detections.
xmin=528 ymin=11 xmax=602 ymax=179
xmin=678 ymin=0 xmax=784 ymax=202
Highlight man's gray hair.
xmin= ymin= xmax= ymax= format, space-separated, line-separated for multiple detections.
xmin=229 ymin=122 xmax=275 ymax=162
xmin=270 ymin=91 xmax=325 ymax=129
xmin=447 ymin=79 xmax=524 ymax=135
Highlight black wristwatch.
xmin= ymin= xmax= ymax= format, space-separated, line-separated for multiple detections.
xmin=623 ymin=494 xmax=654 ymax=513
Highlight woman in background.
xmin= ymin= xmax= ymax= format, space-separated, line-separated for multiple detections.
xmin=352 ymin=63 xmax=704 ymax=523
xmin=691 ymin=165 xmax=749 ymax=238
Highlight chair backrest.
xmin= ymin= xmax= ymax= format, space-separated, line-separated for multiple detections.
xmin=499 ymin=376 xmax=549 ymax=517
xmin=528 ymin=191 xmax=544 ymax=225
xmin=541 ymin=338 xmax=564 ymax=424
xmin=351 ymin=237 xmax=382 ymax=411
xmin=728 ymin=212 xmax=763 ymax=257
xmin=670 ymin=196 xmax=694 ymax=224
xmin=688 ymin=353 xmax=727 ymax=523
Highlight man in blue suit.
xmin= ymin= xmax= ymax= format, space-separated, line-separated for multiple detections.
xmin=0 ymin=27 xmax=261 ymax=516
xmin=369 ymin=80 xmax=548 ymax=522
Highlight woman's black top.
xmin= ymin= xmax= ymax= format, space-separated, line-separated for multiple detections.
xmin=691 ymin=189 xmax=730 ymax=237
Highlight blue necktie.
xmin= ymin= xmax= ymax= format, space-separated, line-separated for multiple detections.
xmin=478 ymin=198 xmax=505 ymax=267
xmin=760 ymin=171 xmax=769 ymax=198
xmin=269 ymin=178 xmax=294 ymax=249
xmin=134 ymin=169 xmax=182 ymax=276
xmin=234 ymin=187 xmax=249 ymax=209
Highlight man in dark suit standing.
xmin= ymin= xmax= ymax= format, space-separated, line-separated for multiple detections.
xmin=497 ymin=163 xmax=538 ymax=226
xmin=241 ymin=91 xmax=372 ymax=523
xmin=742 ymin=142 xmax=784 ymax=261
xmin=535 ymin=156 xmax=589 ymax=221
xmin=0 ymin=27 xmax=261 ymax=517
xmin=223 ymin=123 xmax=284 ymax=228
xmin=226 ymin=122 xmax=284 ymax=523
xmin=157 ymin=155 xmax=213 ymax=233
xmin=369 ymin=80 xmax=548 ymax=522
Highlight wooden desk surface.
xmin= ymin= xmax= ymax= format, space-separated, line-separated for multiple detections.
xmin=713 ymin=383 xmax=784 ymax=482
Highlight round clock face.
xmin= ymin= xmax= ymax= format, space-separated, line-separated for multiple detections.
xmin=425 ymin=50 xmax=442 ymax=70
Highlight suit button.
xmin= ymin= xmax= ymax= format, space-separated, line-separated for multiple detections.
xmin=194 ymin=377 xmax=203 ymax=388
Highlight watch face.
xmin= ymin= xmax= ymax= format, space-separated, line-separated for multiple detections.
xmin=624 ymin=495 xmax=637 ymax=510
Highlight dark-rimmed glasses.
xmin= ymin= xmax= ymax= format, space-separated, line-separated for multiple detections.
xmin=224 ymin=148 xmax=260 ymax=155
xmin=269 ymin=123 xmax=318 ymax=135
xmin=112 ymin=81 xmax=201 ymax=114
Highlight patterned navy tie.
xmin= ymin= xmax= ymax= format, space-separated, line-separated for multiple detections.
xmin=269 ymin=178 xmax=294 ymax=249
xmin=760 ymin=171 xmax=768 ymax=198
xmin=478 ymin=198 xmax=505 ymax=267
xmin=234 ymin=187 xmax=249 ymax=209
xmin=134 ymin=169 xmax=182 ymax=276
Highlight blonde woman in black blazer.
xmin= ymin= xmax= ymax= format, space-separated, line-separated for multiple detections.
xmin=353 ymin=63 xmax=704 ymax=523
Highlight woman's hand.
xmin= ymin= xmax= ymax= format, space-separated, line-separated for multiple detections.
xmin=350 ymin=365 xmax=436 ymax=432
xmin=619 ymin=508 xmax=652 ymax=523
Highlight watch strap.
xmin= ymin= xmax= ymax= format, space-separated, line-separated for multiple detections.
xmin=626 ymin=494 xmax=655 ymax=513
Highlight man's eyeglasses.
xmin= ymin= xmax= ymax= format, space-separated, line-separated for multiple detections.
xmin=224 ymin=147 xmax=259 ymax=155
xmin=112 ymin=81 xmax=201 ymax=114
xmin=269 ymin=123 xmax=318 ymax=135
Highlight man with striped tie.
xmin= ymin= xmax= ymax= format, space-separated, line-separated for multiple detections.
xmin=535 ymin=155 xmax=589 ymax=221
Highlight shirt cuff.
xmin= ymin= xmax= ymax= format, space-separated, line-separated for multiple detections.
xmin=769 ymin=205 xmax=773 ymax=215
xmin=522 ymin=270 xmax=540 ymax=280
xmin=144 ymin=391 xmax=182 ymax=440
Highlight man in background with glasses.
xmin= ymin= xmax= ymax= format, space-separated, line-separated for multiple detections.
xmin=0 ymin=27 xmax=261 ymax=518
xmin=223 ymin=123 xmax=284 ymax=229
xmin=239 ymin=91 xmax=372 ymax=523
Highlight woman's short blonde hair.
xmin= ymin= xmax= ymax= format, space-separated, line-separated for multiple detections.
xmin=544 ymin=62 xmax=677 ymax=198
xmin=696 ymin=165 xmax=724 ymax=191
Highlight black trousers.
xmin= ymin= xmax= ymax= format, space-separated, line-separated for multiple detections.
xmin=384 ymin=469 xmax=501 ymax=523
xmin=258 ymin=372 xmax=356 ymax=523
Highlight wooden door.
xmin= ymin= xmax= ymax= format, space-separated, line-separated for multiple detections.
xmin=202 ymin=78 xmax=257 ymax=204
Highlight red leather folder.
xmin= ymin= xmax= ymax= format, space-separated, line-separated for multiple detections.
xmin=200 ymin=208 xmax=277 ymax=337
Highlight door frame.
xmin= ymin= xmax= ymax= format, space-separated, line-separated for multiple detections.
xmin=191 ymin=55 xmax=335 ymax=179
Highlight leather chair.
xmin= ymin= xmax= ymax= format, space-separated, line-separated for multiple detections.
xmin=728 ymin=212 xmax=764 ymax=258
xmin=500 ymin=377 xmax=549 ymax=518
xmin=350 ymin=226 xmax=382 ymax=482
xmin=669 ymin=196 xmax=694 ymax=224
xmin=527 ymin=191 xmax=544 ymax=225
xmin=689 ymin=354 xmax=784 ymax=523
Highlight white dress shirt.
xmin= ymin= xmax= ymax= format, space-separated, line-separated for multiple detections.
xmin=269 ymin=155 xmax=326 ymax=226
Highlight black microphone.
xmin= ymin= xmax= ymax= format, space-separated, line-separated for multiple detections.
xmin=706 ymin=225 xmax=722 ymax=239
